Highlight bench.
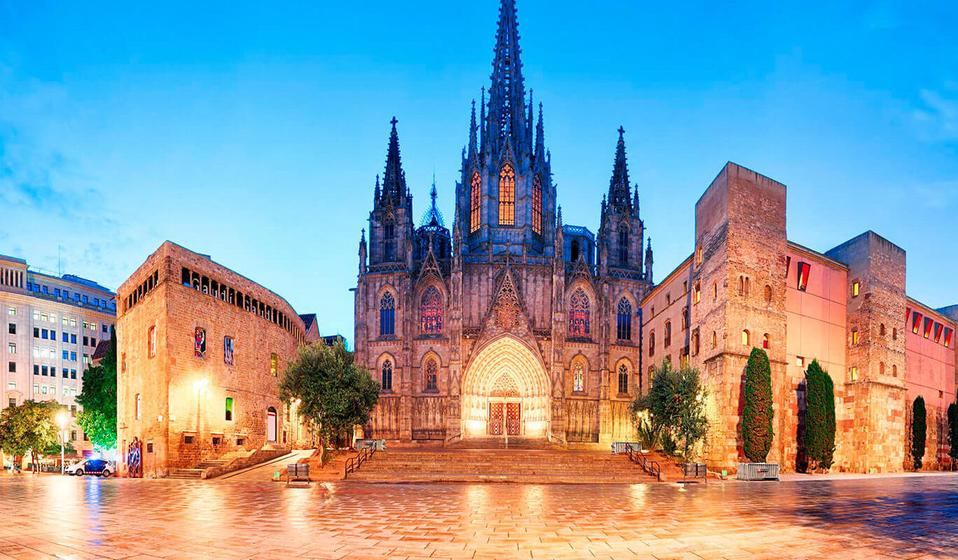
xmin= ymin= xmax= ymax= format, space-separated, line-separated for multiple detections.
xmin=286 ymin=463 xmax=310 ymax=486
xmin=611 ymin=441 xmax=641 ymax=455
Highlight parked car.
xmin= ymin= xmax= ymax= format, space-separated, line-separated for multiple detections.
xmin=66 ymin=459 xmax=114 ymax=477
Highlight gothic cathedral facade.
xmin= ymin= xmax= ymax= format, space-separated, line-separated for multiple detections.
xmin=354 ymin=0 xmax=653 ymax=445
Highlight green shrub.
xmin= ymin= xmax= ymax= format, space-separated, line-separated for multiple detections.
xmin=636 ymin=418 xmax=660 ymax=452
xmin=911 ymin=396 xmax=926 ymax=470
xmin=803 ymin=360 xmax=836 ymax=470
xmin=632 ymin=362 xmax=708 ymax=461
xmin=742 ymin=348 xmax=774 ymax=463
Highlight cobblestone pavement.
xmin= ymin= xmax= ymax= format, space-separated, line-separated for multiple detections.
xmin=0 ymin=474 xmax=956 ymax=559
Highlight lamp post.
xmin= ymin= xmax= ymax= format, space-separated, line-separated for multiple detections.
xmin=55 ymin=411 xmax=69 ymax=475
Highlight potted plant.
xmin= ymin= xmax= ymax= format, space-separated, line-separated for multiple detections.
xmin=738 ymin=348 xmax=780 ymax=480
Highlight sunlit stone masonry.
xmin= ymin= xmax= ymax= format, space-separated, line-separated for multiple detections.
xmin=353 ymin=0 xmax=957 ymax=474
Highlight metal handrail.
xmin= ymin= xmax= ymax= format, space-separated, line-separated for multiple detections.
xmin=625 ymin=443 xmax=662 ymax=482
xmin=343 ymin=445 xmax=377 ymax=479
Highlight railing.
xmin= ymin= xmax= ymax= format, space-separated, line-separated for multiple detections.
xmin=625 ymin=444 xmax=662 ymax=482
xmin=343 ymin=445 xmax=378 ymax=479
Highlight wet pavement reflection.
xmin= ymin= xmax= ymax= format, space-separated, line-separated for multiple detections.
xmin=0 ymin=475 xmax=956 ymax=559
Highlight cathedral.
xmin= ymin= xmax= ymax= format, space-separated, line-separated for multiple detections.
xmin=353 ymin=0 xmax=652 ymax=445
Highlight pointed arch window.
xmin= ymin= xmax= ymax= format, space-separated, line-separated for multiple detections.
xmin=616 ymin=298 xmax=632 ymax=341
xmin=381 ymin=360 xmax=393 ymax=391
xmin=424 ymin=358 xmax=438 ymax=392
xmin=618 ymin=224 xmax=629 ymax=266
xmin=379 ymin=293 xmax=395 ymax=337
xmin=470 ymin=171 xmax=481 ymax=233
xmin=617 ymin=364 xmax=629 ymax=394
xmin=383 ymin=218 xmax=396 ymax=261
xmin=573 ymin=362 xmax=584 ymax=393
xmin=568 ymin=288 xmax=591 ymax=337
xmin=498 ymin=164 xmax=515 ymax=226
xmin=532 ymin=174 xmax=542 ymax=235
xmin=420 ymin=286 xmax=443 ymax=335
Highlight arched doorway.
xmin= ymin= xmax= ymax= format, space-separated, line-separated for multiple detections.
xmin=461 ymin=335 xmax=551 ymax=440
xmin=266 ymin=407 xmax=278 ymax=443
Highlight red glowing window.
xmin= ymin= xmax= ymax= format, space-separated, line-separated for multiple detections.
xmin=934 ymin=322 xmax=944 ymax=343
xmin=420 ymin=286 xmax=443 ymax=335
xmin=796 ymin=262 xmax=811 ymax=292
xmin=944 ymin=328 xmax=953 ymax=348
xmin=912 ymin=313 xmax=923 ymax=334
xmin=923 ymin=318 xmax=933 ymax=339
xmin=568 ymin=288 xmax=591 ymax=338
xmin=785 ymin=256 xmax=791 ymax=278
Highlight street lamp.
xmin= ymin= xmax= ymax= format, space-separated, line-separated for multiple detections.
xmin=55 ymin=411 xmax=69 ymax=475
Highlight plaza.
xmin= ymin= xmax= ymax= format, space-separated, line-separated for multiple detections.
xmin=0 ymin=474 xmax=956 ymax=559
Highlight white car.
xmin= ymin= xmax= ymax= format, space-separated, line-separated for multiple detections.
xmin=66 ymin=459 xmax=114 ymax=477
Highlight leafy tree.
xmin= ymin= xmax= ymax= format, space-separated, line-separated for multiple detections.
xmin=76 ymin=328 xmax=117 ymax=450
xmin=803 ymin=360 xmax=836 ymax=470
xmin=43 ymin=440 xmax=76 ymax=457
xmin=632 ymin=362 xmax=708 ymax=462
xmin=911 ymin=396 xmax=926 ymax=470
xmin=948 ymin=392 xmax=958 ymax=466
xmin=280 ymin=341 xmax=379 ymax=461
xmin=0 ymin=400 xmax=63 ymax=471
xmin=742 ymin=347 xmax=774 ymax=463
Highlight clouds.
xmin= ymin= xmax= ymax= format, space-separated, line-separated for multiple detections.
xmin=913 ymin=83 xmax=958 ymax=142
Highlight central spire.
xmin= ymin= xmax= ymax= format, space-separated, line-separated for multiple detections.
xmin=381 ymin=116 xmax=407 ymax=205
xmin=486 ymin=0 xmax=528 ymax=160
xmin=608 ymin=126 xmax=632 ymax=211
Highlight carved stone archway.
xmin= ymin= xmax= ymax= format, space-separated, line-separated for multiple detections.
xmin=460 ymin=335 xmax=551 ymax=439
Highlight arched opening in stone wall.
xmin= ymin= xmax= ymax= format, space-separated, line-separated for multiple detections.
xmin=461 ymin=335 xmax=551 ymax=440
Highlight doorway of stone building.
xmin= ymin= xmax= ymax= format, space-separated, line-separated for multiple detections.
xmin=487 ymin=400 xmax=522 ymax=436
xmin=266 ymin=407 xmax=277 ymax=443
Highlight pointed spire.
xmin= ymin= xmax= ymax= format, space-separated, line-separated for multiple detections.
xmin=382 ymin=116 xmax=407 ymax=206
xmin=468 ymin=99 xmax=478 ymax=157
xmin=358 ymin=229 xmax=367 ymax=276
xmin=373 ymin=174 xmax=381 ymax=204
xmin=526 ymin=89 xmax=535 ymax=154
xmin=645 ymin=236 xmax=654 ymax=283
xmin=487 ymin=0 xmax=528 ymax=158
xmin=480 ymin=87 xmax=487 ymax=155
xmin=534 ymin=102 xmax=545 ymax=163
xmin=609 ymin=126 xmax=631 ymax=210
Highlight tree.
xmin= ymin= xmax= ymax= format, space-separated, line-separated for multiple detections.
xmin=0 ymin=400 xmax=63 ymax=471
xmin=742 ymin=347 xmax=774 ymax=463
xmin=948 ymin=392 xmax=958 ymax=467
xmin=803 ymin=360 xmax=836 ymax=471
xmin=911 ymin=396 xmax=926 ymax=470
xmin=76 ymin=327 xmax=117 ymax=450
xmin=632 ymin=362 xmax=708 ymax=462
xmin=279 ymin=341 xmax=379 ymax=461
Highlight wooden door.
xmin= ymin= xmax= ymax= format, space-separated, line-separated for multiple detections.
xmin=506 ymin=402 xmax=521 ymax=436
xmin=488 ymin=403 xmax=504 ymax=435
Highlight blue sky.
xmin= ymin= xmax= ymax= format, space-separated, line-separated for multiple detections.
xmin=1 ymin=0 xmax=956 ymax=339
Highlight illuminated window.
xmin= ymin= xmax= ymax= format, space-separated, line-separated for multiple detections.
xmin=381 ymin=360 xmax=393 ymax=391
xmin=379 ymin=293 xmax=395 ymax=337
xmin=681 ymin=307 xmax=689 ymax=331
xmin=923 ymin=317 xmax=933 ymax=339
xmin=693 ymin=282 xmax=701 ymax=304
xmin=851 ymin=329 xmax=859 ymax=345
xmin=225 ymin=397 xmax=234 ymax=421
xmin=762 ymin=333 xmax=769 ymax=350
xmin=797 ymin=262 xmax=811 ymax=292
xmin=568 ymin=288 xmax=591 ymax=337
xmin=741 ymin=330 xmax=750 ymax=347
xmin=424 ymin=359 xmax=438 ymax=392
xmin=420 ymin=286 xmax=443 ymax=335
xmin=498 ymin=164 xmax=515 ymax=226
xmin=934 ymin=322 xmax=944 ymax=343
xmin=796 ymin=356 xmax=805 ymax=368
xmin=573 ymin=362 xmax=584 ymax=393
xmin=852 ymin=280 xmax=860 ymax=297
xmin=194 ymin=327 xmax=206 ymax=358
xmin=617 ymin=364 xmax=629 ymax=394
xmin=695 ymin=246 xmax=703 ymax=265
xmin=849 ymin=367 xmax=858 ymax=381
xmin=648 ymin=331 xmax=655 ymax=357
xmin=470 ymin=171 xmax=481 ymax=233
xmin=148 ymin=325 xmax=156 ymax=358
xmin=532 ymin=175 xmax=542 ymax=235
xmin=945 ymin=328 xmax=953 ymax=348
xmin=616 ymin=298 xmax=632 ymax=341
xmin=618 ymin=224 xmax=629 ymax=265
xmin=224 ymin=336 xmax=234 ymax=366
xmin=912 ymin=312 xmax=922 ymax=334
xmin=270 ymin=353 xmax=278 ymax=377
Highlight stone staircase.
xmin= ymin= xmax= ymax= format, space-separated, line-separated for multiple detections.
xmin=165 ymin=450 xmax=257 ymax=480
xmin=346 ymin=446 xmax=666 ymax=484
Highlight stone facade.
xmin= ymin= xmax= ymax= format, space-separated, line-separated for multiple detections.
xmin=116 ymin=242 xmax=309 ymax=477
xmin=354 ymin=0 xmax=652 ymax=446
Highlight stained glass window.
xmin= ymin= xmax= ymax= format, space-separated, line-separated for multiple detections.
xmin=420 ymin=286 xmax=443 ymax=335
xmin=532 ymin=174 xmax=542 ymax=235
xmin=616 ymin=298 xmax=632 ymax=340
xmin=470 ymin=171 xmax=481 ymax=233
xmin=617 ymin=364 xmax=629 ymax=394
xmin=425 ymin=359 xmax=438 ymax=392
xmin=573 ymin=362 xmax=584 ymax=392
xmin=380 ymin=293 xmax=395 ymax=337
xmin=382 ymin=360 xmax=393 ymax=391
xmin=568 ymin=288 xmax=591 ymax=337
xmin=498 ymin=164 xmax=515 ymax=226
xmin=194 ymin=327 xmax=206 ymax=358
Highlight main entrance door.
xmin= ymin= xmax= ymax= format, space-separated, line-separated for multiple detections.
xmin=505 ymin=402 xmax=521 ymax=436
xmin=489 ymin=403 xmax=504 ymax=436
